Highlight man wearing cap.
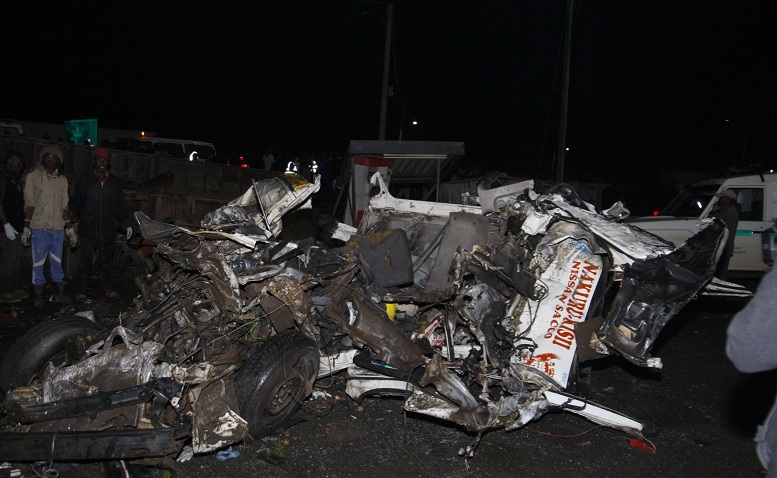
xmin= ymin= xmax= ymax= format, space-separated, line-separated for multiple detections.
xmin=22 ymin=145 xmax=74 ymax=307
xmin=0 ymin=151 xmax=26 ymax=298
xmin=69 ymin=147 xmax=133 ymax=301
xmin=712 ymin=189 xmax=740 ymax=280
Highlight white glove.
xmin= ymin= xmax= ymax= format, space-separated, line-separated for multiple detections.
xmin=65 ymin=227 xmax=77 ymax=248
xmin=176 ymin=445 xmax=194 ymax=463
xmin=21 ymin=227 xmax=30 ymax=246
xmin=126 ymin=227 xmax=133 ymax=240
xmin=3 ymin=223 xmax=18 ymax=241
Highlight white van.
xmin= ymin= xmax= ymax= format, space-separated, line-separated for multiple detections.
xmin=104 ymin=137 xmax=217 ymax=162
xmin=0 ymin=120 xmax=24 ymax=136
xmin=626 ymin=173 xmax=777 ymax=273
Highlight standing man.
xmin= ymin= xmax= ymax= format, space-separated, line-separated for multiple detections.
xmin=22 ymin=145 xmax=74 ymax=307
xmin=0 ymin=151 xmax=25 ymax=297
xmin=70 ymin=147 xmax=133 ymax=301
xmin=727 ymin=265 xmax=777 ymax=476
xmin=712 ymin=189 xmax=739 ymax=280
xmin=262 ymin=149 xmax=275 ymax=171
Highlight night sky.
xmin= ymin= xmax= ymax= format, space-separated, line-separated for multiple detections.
xmin=3 ymin=1 xmax=776 ymax=186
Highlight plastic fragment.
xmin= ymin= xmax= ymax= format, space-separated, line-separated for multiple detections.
xmin=257 ymin=449 xmax=285 ymax=465
xmin=0 ymin=462 xmax=21 ymax=478
xmin=216 ymin=446 xmax=240 ymax=461
xmin=628 ymin=438 xmax=653 ymax=452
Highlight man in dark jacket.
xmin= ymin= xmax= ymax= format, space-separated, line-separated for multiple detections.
xmin=0 ymin=151 xmax=25 ymax=296
xmin=70 ymin=147 xmax=133 ymax=300
xmin=712 ymin=189 xmax=739 ymax=280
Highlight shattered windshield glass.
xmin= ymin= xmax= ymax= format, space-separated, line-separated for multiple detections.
xmin=660 ymin=184 xmax=720 ymax=217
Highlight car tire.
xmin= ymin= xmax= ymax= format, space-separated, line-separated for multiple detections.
xmin=0 ymin=315 xmax=103 ymax=394
xmin=235 ymin=329 xmax=319 ymax=437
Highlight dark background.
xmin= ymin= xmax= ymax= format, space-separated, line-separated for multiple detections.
xmin=3 ymin=2 xmax=776 ymax=207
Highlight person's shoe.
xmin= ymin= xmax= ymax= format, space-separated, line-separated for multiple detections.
xmin=0 ymin=290 xmax=14 ymax=303
xmin=0 ymin=288 xmax=29 ymax=303
xmin=12 ymin=288 xmax=29 ymax=301
xmin=54 ymin=282 xmax=72 ymax=304
xmin=33 ymin=285 xmax=44 ymax=308
xmin=105 ymin=290 xmax=120 ymax=299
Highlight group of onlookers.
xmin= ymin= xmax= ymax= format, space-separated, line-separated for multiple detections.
xmin=0 ymin=146 xmax=133 ymax=306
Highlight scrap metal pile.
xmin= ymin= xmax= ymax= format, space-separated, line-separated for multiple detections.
xmin=0 ymin=172 xmax=750 ymax=462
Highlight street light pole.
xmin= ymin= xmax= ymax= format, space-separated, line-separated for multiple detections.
xmin=379 ymin=3 xmax=393 ymax=140
xmin=556 ymin=0 xmax=573 ymax=182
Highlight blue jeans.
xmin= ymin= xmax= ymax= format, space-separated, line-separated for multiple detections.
xmin=31 ymin=229 xmax=65 ymax=286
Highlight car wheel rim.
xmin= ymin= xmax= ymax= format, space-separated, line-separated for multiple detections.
xmin=266 ymin=369 xmax=304 ymax=416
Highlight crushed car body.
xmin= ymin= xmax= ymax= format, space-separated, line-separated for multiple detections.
xmin=0 ymin=171 xmax=751 ymax=462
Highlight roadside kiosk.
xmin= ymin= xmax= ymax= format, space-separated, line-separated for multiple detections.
xmin=337 ymin=140 xmax=465 ymax=227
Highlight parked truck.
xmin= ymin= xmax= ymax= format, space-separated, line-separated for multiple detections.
xmin=626 ymin=172 xmax=777 ymax=273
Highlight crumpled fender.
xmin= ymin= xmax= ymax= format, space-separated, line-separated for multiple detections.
xmin=597 ymin=218 xmax=726 ymax=367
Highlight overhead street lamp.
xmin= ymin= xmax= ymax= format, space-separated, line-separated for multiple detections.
xmin=398 ymin=118 xmax=419 ymax=141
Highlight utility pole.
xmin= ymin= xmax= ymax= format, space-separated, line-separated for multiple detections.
xmin=378 ymin=3 xmax=393 ymax=140
xmin=556 ymin=0 xmax=573 ymax=182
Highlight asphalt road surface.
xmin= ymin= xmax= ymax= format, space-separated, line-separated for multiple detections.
xmin=0 ymin=269 xmax=770 ymax=478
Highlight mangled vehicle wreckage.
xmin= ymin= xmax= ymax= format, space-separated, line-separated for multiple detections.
xmin=0 ymin=172 xmax=750 ymax=462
